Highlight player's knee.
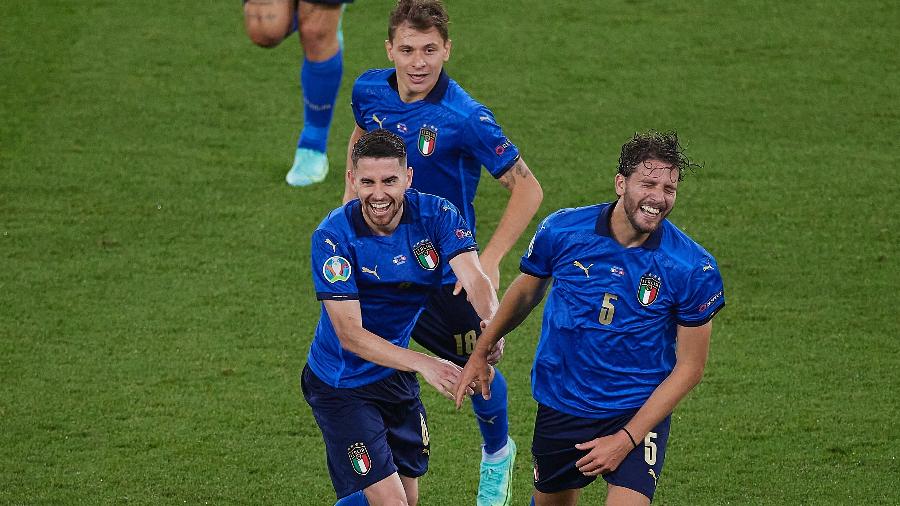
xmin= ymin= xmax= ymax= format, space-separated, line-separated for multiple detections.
xmin=298 ymin=20 xmax=336 ymax=53
xmin=243 ymin=4 xmax=293 ymax=48
xmin=247 ymin=30 xmax=285 ymax=48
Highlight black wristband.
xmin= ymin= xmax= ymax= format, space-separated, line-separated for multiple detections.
xmin=621 ymin=427 xmax=638 ymax=449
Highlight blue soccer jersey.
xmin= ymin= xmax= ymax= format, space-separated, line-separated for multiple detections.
xmin=520 ymin=202 xmax=726 ymax=418
xmin=307 ymin=189 xmax=477 ymax=388
xmin=351 ymin=68 xmax=520 ymax=279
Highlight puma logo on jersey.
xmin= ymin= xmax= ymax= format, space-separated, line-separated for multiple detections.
xmin=372 ymin=114 xmax=386 ymax=128
xmin=325 ymin=238 xmax=337 ymax=252
xmin=361 ymin=266 xmax=380 ymax=280
xmin=573 ymin=261 xmax=593 ymax=277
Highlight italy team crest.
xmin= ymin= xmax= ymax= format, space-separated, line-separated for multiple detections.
xmin=347 ymin=442 xmax=371 ymax=476
xmin=418 ymin=127 xmax=437 ymax=156
xmin=637 ymin=273 xmax=661 ymax=306
xmin=322 ymin=256 xmax=351 ymax=283
xmin=413 ymin=239 xmax=439 ymax=270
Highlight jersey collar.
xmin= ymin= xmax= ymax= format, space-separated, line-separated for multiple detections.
xmin=350 ymin=193 xmax=415 ymax=237
xmin=594 ymin=200 xmax=663 ymax=250
xmin=387 ymin=69 xmax=450 ymax=104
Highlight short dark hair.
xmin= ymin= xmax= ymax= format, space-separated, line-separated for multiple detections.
xmin=351 ymin=129 xmax=407 ymax=169
xmin=617 ymin=131 xmax=700 ymax=182
xmin=388 ymin=0 xmax=450 ymax=42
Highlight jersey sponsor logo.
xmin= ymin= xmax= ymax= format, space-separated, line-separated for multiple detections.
xmin=697 ymin=290 xmax=723 ymax=312
xmin=372 ymin=113 xmax=386 ymax=128
xmin=637 ymin=273 xmax=661 ymax=306
xmin=348 ymin=442 xmax=372 ymax=476
xmin=361 ymin=265 xmax=380 ymax=280
xmin=455 ymin=228 xmax=472 ymax=239
xmin=495 ymin=138 xmax=512 ymax=156
xmin=392 ymin=254 xmax=407 ymax=265
xmin=325 ymin=238 xmax=337 ymax=252
xmin=322 ymin=256 xmax=352 ymax=283
xmin=413 ymin=239 xmax=439 ymax=270
xmin=610 ymin=265 xmax=625 ymax=277
xmin=418 ymin=127 xmax=437 ymax=156
xmin=396 ymin=123 xmax=408 ymax=134
xmin=573 ymin=260 xmax=593 ymax=278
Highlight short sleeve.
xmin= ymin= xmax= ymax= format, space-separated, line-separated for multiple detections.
xmin=462 ymin=106 xmax=521 ymax=178
xmin=311 ymin=228 xmax=359 ymax=301
xmin=350 ymin=78 xmax=365 ymax=129
xmin=675 ymin=256 xmax=725 ymax=327
xmin=427 ymin=198 xmax=478 ymax=262
xmin=519 ymin=214 xmax=555 ymax=278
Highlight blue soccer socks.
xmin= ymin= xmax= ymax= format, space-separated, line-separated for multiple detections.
xmin=298 ymin=50 xmax=342 ymax=154
xmin=334 ymin=490 xmax=368 ymax=506
xmin=471 ymin=368 xmax=510 ymax=454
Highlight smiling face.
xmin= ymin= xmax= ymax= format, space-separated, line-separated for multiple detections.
xmin=615 ymin=158 xmax=679 ymax=236
xmin=385 ymin=22 xmax=451 ymax=103
xmin=349 ymin=156 xmax=413 ymax=235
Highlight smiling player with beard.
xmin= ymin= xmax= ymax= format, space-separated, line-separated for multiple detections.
xmin=302 ymin=129 xmax=499 ymax=506
xmin=455 ymin=131 xmax=726 ymax=506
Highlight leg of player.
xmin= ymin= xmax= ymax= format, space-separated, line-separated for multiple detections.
xmin=286 ymin=1 xmax=345 ymax=186
xmin=359 ymin=473 xmax=412 ymax=505
xmin=532 ymin=488 xmax=581 ymax=506
xmin=472 ymin=368 xmax=515 ymax=506
xmin=242 ymin=0 xmax=297 ymax=48
xmin=605 ymin=483 xmax=651 ymax=506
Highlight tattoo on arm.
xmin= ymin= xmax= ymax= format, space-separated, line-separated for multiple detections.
xmin=498 ymin=158 xmax=532 ymax=191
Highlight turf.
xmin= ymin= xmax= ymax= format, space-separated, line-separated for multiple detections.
xmin=1 ymin=0 xmax=898 ymax=504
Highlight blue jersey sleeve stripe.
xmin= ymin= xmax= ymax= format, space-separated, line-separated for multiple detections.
xmin=492 ymin=154 xmax=521 ymax=180
xmin=519 ymin=263 xmax=551 ymax=279
xmin=676 ymin=302 xmax=725 ymax=327
xmin=316 ymin=292 xmax=360 ymax=301
xmin=445 ymin=245 xmax=478 ymax=262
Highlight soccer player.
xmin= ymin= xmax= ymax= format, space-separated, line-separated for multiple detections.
xmin=342 ymin=2 xmax=543 ymax=503
xmin=242 ymin=0 xmax=350 ymax=186
xmin=303 ymin=129 xmax=499 ymax=505
xmin=454 ymin=132 xmax=726 ymax=506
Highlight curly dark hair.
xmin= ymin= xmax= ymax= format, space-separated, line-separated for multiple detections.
xmin=617 ymin=131 xmax=701 ymax=182
xmin=351 ymin=129 xmax=407 ymax=169
xmin=388 ymin=0 xmax=450 ymax=42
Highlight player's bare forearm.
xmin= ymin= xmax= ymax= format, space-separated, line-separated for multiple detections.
xmin=481 ymin=158 xmax=543 ymax=281
xmin=623 ymin=322 xmax=712 ymax=442
xmin=471 ymin=273 xmax=550 ymax=357
xmin=342 ymin=125 xmax=365 ymax=203
xmin=448 ymin=251 xmax=498 ymax=322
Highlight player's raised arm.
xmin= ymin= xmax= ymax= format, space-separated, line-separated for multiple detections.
xmin=323 ymin=299 xmax=466 ymax=400
xmin=478 ymin=157 xmax=543 ymax=289
xmin=342 ymin=124 xmax=366 ymax=204
xmin=453 ymin=273 xmax=551 ymax=408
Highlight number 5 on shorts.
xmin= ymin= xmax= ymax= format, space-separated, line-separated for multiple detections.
xmin=644 ymin=431 xmax=658 ymax=465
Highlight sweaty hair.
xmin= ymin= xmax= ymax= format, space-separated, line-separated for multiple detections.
xmin=617 ymin=131 xmax=701 ymax=182
xmin=388 ymin=0 xmax=450 ymax=42
xmin=351 ymin=129 xmax=407 ymax=169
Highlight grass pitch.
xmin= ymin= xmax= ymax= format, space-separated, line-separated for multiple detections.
xmin=1 ymin=0 xmax=898 ymax=504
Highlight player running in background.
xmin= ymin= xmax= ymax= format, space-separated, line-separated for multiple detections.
xmin=455 ymin=132 xmax=726 ymax=505
xmin=342 ymin=2 xmax=543 ymax=504
xmin=303 ymin=129 xmax=499 ymax=505
xmin=242 ymin=0 xmax=350 ymax=186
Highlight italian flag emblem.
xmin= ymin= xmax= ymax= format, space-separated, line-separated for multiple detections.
xmin=413 ymin=239 xmax=439 ymax=271
xmin=637 ymin=273 xmax=661 ymax=306
xmin=348 ymin=442 xmax=371 ymax=476
xmin=418 ymin=127 xmax=437 ymax=156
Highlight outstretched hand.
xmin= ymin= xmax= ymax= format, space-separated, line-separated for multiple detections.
xmin=419 ymin=357 xmax=469 ymax=401
xmin=453 ymin=355 xmax=493 ymax=409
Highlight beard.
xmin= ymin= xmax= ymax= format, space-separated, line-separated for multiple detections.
xmin=622 ymin=194 xmax=670 ymax=235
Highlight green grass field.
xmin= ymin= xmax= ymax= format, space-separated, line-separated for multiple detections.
xmin=2 ymin=0 xmax=898 ymax=504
